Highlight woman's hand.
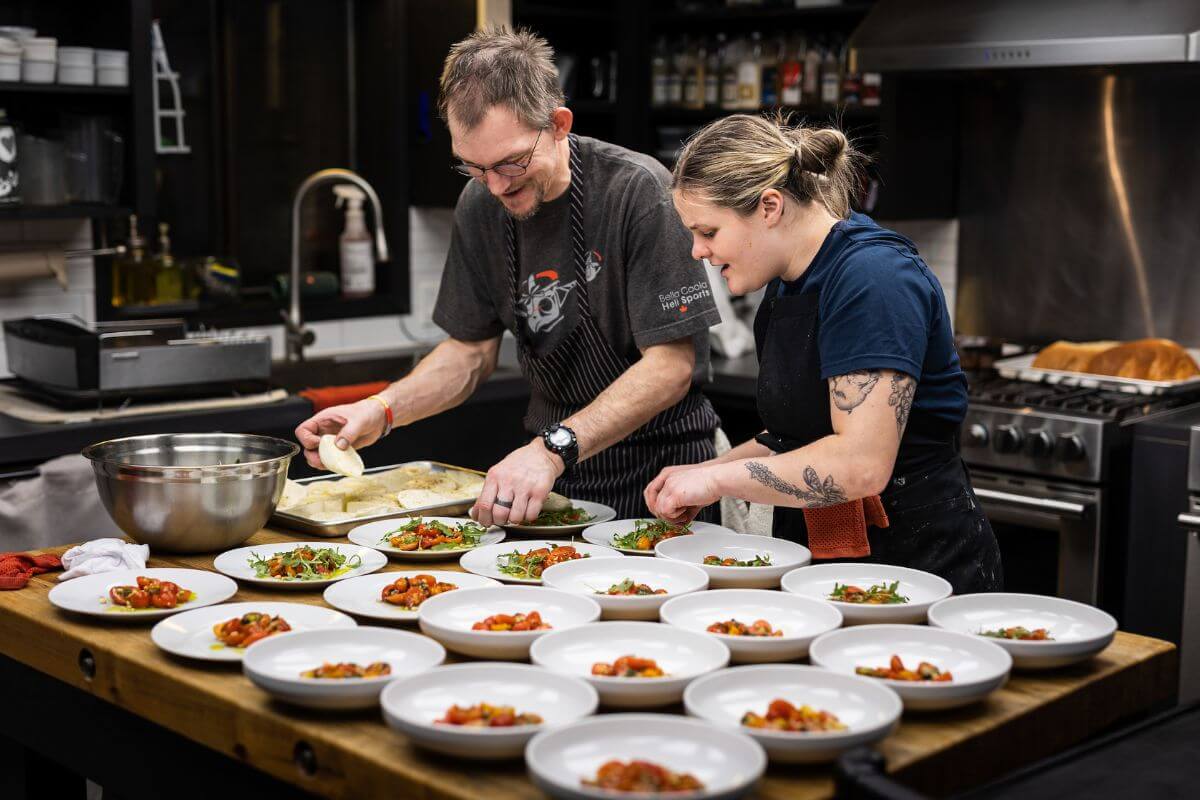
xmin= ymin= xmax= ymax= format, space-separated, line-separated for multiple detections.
xmin=294 ymin=399 xmax=388 ymax=470
xmin=646 ymin=464 xmax=722 ymax=525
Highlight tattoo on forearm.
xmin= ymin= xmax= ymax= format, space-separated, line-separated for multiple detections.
xmin=830 ymin=370 xmax=881 ymax=414
xmin=889 ymin=373 xmax=916 ymax=436
xmin=745 ymin=462 xmax=848 ymax=508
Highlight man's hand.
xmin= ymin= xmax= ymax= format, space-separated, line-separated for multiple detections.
xmin=294 ymin=399 xmax=387 ymax=470
xmin=472 ymin=439 xmax=565 ymax=526
xmin=646 ymin=463 xmax=721 ymax=525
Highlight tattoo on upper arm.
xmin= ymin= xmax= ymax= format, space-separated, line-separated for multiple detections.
xmin=745 ymin=462 xmax=848 ymax=508
xmin=830 ymin=370 xmax=881 ymax=414
xmin=888 ymin=373 xmax=916 ymax=436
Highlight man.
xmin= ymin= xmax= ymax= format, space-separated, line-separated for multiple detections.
xmin=295 ymin=27 xmax=721 ymax=526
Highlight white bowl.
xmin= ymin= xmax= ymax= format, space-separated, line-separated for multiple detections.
xmin=417 ymin=585 xmax=601 ymax=660
xmin=501 ymin=499 xmax=617 ymax=535
xmin=459 ymin=539 xmax=623 ymax=585
xmin=57 ymin=64 xmax=93 ymax=85
xmin=530 ymin=621 xmax=730 ymax=709
xmin=151 ymin=601 xmax=357 ymax=662
xmin=346 ymin=516 xmax=505 ymax=560
xmin=655 ymin=532 xmax=811 ymax=589
xmin=540 ymin=557 xmax=708 ymax=620
xmin=47 ymin=567 xmax=238 ymax=622
xmin=381 ymin=662 xmax=598 ymax=759
xmin=95 ymin=49 xmax=129 ymax=67
xmin=21 ymin=36 xmax=55 ymax=60
xmin=809 ymin=624 xmax=1012 ymax=711
xmin=781 ymin=563 xmax=952 ymax=625
xmin=581 ymin=518 xmax=738 ymax=555
xmin=242 ymin=627 xmax=444 ymax=710
xmin=96 ymin=66 xmax=128 ymax=87
xmin=659 ymin=589 xmax=843 ymax=663
xmin=927 ymin=593 xmax=1117 ymax=669
xmin=21 ymin=59 xmax=54 ymax=83
xmin=0 ymin=61 xmax=19 ymax=81
xmin=526 ymin=713 xmax=766 ymax=800
xmin=683 ymin=665 xmax=902 ymax=763
xmin=57 ymin=46 xmax=93 ymax=66
xmin=212 ymin=541 xmax=387 ymax=589
xmin=322 ymin=570 xmax=501 ymax=623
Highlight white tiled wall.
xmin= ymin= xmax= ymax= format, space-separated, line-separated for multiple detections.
xmin=0 ymin=219 xmax=96 ymax=377
xmin=880 ymin=218 xmax=959 ymax=328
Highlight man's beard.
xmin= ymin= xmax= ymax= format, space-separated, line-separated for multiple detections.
xmin=501 ymin=178 xmax=548 ymax=222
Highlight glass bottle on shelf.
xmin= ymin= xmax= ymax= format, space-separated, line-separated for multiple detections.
xmin=779 ymin=35 xmax=803 ymax=107
xmin=666 ymin=37 xmax=686 ymax=108
xmin=112 ymin=214 xmax=150 ymax=307
xmin=737 ymin=32 xmax=763 ymax=110
xmin=820 ymin=39 xmax=841 ymax=106
xmin=803 ymin=36 xmax=821 ymax=101
xmin=651 ymin=37 xmax=669 ymax=107
xmin=683 ymin=38 xmax=706 ymax=110
xmin=720 ymin=36 xmax=741 ymax=111
xmin=704 ymin=35 xmax=723 ymax=108
xmin=153 ymin=222 xmax=182 ymax=304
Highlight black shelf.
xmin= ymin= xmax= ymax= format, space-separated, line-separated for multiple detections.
xmin=651 ymin=104 xmax=880 ymax=122
xmin=0 ymin=203 xmax=132 ymax=221
xmin=0 ymin=80 xmax=130 ymax=95
xmin=650 ymin=2 xmax=875 ymax=23
xmin=512 ymin=2 xmax=615 ymax=21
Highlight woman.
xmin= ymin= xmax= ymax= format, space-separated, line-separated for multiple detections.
xmin=644 ymin=114 xmax=1002 ymax=594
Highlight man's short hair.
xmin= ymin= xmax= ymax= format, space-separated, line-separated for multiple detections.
xmin=438 ymin=26 xmax=565 ymax=131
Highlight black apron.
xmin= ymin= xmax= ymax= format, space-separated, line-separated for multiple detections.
xmin=504 ymin=135 xmax=719 ymax=520
xmin=753 ymin=279 xmax=1003 ymax=594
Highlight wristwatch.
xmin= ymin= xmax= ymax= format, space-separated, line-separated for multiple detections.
xmin=540 ymin=422 xmax=579 ymax=469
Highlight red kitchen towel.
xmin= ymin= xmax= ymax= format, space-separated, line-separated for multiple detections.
xmin=0 ymin=552 xmax=62 ymax=590
xmin=801 ymin=496 xmax=890 ymax=559
xmin=299 ymin=381 xmax=390 ymax=413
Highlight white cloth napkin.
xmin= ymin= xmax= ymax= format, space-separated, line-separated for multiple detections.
xmin=58 ymin=538 xmax=150 ymax=581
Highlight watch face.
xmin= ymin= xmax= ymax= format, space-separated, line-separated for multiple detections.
xmin=549 ymin=427 xmax=573 ymax=448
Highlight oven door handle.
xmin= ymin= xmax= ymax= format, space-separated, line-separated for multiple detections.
xmin=973 ymin=488 xmax=1091 ymax=519
xmin=1177 ymin=513 xmax=1200 ymax=529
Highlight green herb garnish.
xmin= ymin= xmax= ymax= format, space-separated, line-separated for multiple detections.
xmin=703 ymin=553 xmax=772 ymax=567
xmin=247 ymin=546 xmax=361 ymax=581
xmin=528 ymin=506 xmax=593 ymax=527
xmin=379 ymin=517 xmax=485 ymax=551
xmin=611 ymin=519 xmax=691 ymax=551
xmin=828 ymin=581 xmax=910 ymax=604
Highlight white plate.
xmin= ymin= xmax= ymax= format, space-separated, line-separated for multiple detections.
xmin=346 ymin=517 xmax=505 ymax=560
xmin=212 ymin=542 xmax=387 ymax=588
xmin=322 ymin=570 xmax=501 ymax=623
xmin=655 ymin=532 xmax=811 ymax=589
xmin=540 ymin=558 xmax=708 ymax=620
xmin=781 ymin=563 xmax=952 ymax=625
xmin=927 ymin=593 xmax=1117 ymax=669
xmin=684 ymin=665 xmax=902 ymax=763
xmin=242 ymin=627 xmax=445 ymax=710
xmin=417 ymin=585 xmax=601 ymax=660
xmin=659 ymin=589 xmax=843 ymax=663
xmin=530 ymin=621 xmax=730 ymax=709
xmin=151 ymin=601 xmax=357 ymax=662
xmin=458 ymin=539 xmax=623 ymax=585
xmin=809 ymin=624 xmax=1012 ymax=711
xmin=581 ymin=518 xmax=737 ymax=555
xmin=47 ymin=568 xmax=237 ymax=622
xmin=501 ymin=499 xmax=617 ymax=535
xmin=381 ymin=662 xmax=599 ymax=759
xmin=526 ymin=713 xmax=766 ymax=800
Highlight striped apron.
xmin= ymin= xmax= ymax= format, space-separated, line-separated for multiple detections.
xmin=504 ymin=134 xmax=720 ymax=520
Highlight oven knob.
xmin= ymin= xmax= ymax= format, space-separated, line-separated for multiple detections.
xmin=965 ymin=423 xmax=989 ymax=447
xmin=993 ymin=424 xmax=1023 ymax=454
xmin=1056 ymin=433 xmax=1087 ymax=461
xmin=1025 ymin=429 xmax=1054 ymax=458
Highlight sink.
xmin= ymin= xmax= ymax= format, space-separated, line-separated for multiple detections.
xmin=269 ymin=352 xmax=421 ymax=394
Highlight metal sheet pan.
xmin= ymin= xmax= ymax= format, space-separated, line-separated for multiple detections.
xmin=269 ymin=460 xmax=484 ymax=538
xmin=993 ymin=352 xmax=1200 ymax=396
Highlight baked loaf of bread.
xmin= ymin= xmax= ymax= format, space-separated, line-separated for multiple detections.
xmin=1032 ymin=338 xmax=1200 ymax=381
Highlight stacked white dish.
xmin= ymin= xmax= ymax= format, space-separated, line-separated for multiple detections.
xmin=21 ymin=36 xmax=55 ymax=83
xmin=57 ymin=46 xmax=94 ymax=85
xmin=95 ymin=49 xmax=128 ymax=87
xmin=0 ymin=36 xmax=20 ymax=82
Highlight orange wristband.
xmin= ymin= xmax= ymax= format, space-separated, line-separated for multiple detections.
xmin=367 ymin=394 xmax=393 ymax=436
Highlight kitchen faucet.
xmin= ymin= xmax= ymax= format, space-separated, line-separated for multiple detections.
xmin=284 ymin=168 xmax=389 ymax=362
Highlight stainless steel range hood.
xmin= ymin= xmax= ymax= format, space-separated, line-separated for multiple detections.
xmin=849 ymin=0 xmax=1200 ymax=71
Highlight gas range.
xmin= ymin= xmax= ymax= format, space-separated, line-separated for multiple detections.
xmin=961 ymin=375 xmax=1196 ymax=483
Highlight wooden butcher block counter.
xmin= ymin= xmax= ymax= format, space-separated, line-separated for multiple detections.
xmin=0 ymin=528 xmax=1177 ymax=799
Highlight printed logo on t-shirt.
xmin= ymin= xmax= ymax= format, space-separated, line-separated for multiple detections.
xmin=584 ymin=250 xmax=603 ymax=283
xmin=516 ymin=270 xmax=579 ymax=334
xmin=659 ymin=280 xmax=712 ymax=315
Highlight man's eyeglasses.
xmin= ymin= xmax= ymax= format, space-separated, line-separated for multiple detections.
xmin=451 ymin=127 xmax=544 ymax=178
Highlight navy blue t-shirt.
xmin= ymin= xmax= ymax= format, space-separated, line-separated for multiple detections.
xmin=777 ymin=212 xmax=967 ymax=424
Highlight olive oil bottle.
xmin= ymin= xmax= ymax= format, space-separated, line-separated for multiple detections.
xmin=153 ymin=222 xmax=182 ymax=304
xmin=111 ymin=214 xmax=149 ymax=307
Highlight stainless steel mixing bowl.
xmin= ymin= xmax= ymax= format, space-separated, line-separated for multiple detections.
xmin=82 ymin=433 xmax=300 ymax=553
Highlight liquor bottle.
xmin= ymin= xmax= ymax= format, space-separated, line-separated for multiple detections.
xmin=704 ymin=35 xmax=723 ymax=108
xmin=737 ymin=32 xmax=763 ymax=110
xmin=780 ymin=35 xmax=804 ymax=106
xmin=683 ymin=38 xmax=706 ymax=110
xmin=720 ymin=36 xmax=741 ymax=110
xmin=803 ymin=37 xmax=821 ymax=99
xmin=651 ymin=37 xmax=669 ymax=107
xmin=666 ymin=38 xmax=685 ymax=108
xmin=760 ymin=35 xmax=784 ymax=108
xmin=820 ymin=41 xmax=840 ymax=105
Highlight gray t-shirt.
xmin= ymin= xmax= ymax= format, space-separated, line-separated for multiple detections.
xmin=432 ymin=136 xmax=720 ymax=380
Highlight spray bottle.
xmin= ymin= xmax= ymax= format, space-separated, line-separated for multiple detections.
xmin=333 ymin=184 xmax=374 ymax=297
